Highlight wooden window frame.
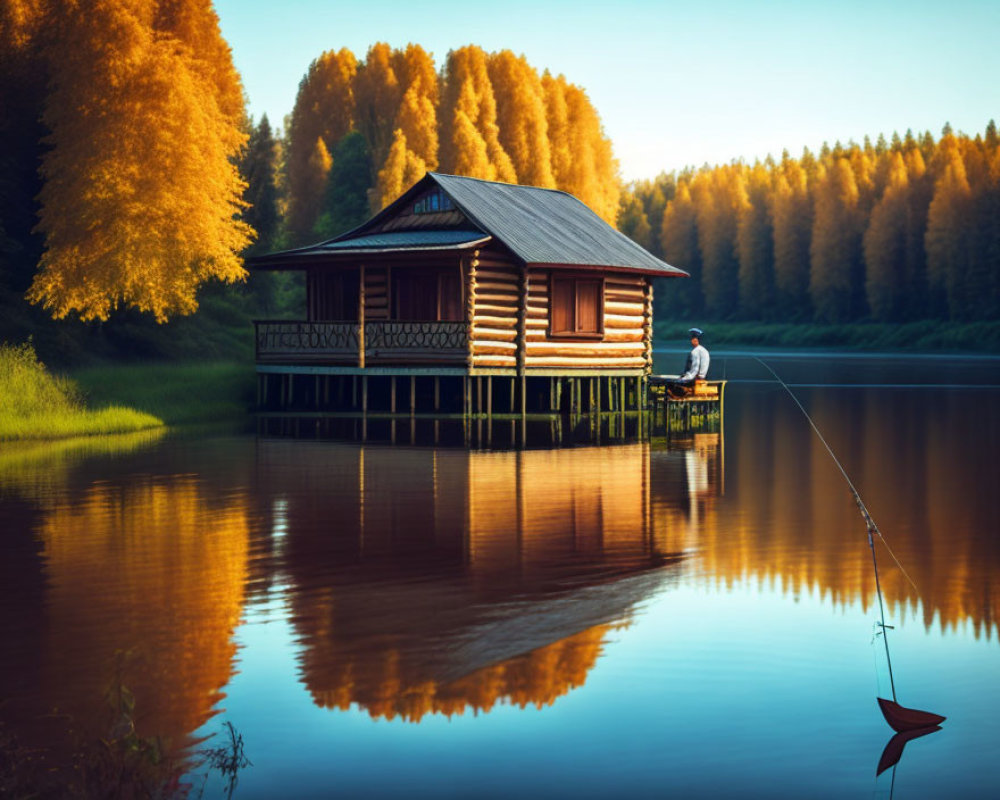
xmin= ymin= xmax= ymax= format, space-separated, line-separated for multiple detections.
xmin=548 ymin=273 xmax=605 ymax=340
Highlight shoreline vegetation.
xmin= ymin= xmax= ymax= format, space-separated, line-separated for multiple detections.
xmin=2 ymin=319 xmax=996 ymax=444
xmin=0 ymin=342 xmax=254 ymax=442
xmin=655 ymin=319 xmax=1000 ymax=353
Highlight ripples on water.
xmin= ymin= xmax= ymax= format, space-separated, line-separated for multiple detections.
xmin=0 ymin=355 xmax=998 ymax=798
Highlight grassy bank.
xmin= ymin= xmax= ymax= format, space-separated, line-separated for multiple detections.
xmin=73 ymin=361 xmax=255 ymax=426
xmin=654 ymin=319 xmax=1000 ymax=353
xmin=0 ymin=342 xmax=163 ymax=441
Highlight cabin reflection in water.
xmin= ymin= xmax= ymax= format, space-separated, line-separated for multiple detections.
xmin=259 ymin=440 xmax=722 ymax=722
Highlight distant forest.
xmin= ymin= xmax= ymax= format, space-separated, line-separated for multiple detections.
xmin=619 ymin=124 xmax=1000 ymax=324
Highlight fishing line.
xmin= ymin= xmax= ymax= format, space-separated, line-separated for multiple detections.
xmin=754 ymin=357 xmax=920 ymax=596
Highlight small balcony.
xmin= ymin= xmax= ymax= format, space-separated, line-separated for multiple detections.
xmin=255 ymin=320 xmax=469 ymax=366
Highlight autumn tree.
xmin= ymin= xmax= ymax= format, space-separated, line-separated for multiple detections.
xmin=373 ymin=44 xmax=438 ymax=209
xmin=353 ymin=42 xmax=401 ymax=181
xmin=286 ymin=48 xmax=357 ymax=243
xmin=561 ymin=81 xmax=620 ymax=224
xmin=925 ymin=133 xmax=972 ymax=318
xmin=618 ymin=191 xmax=652 ymax=251
xmin=736 ymin=162 xmax=774 ymax=318
xmin=771 ymin=153 xmax=813 ymax=318
xmin=26 ymin=0 xmax=252 ymax=322
xmin=629 ymin=175 xmax=673 ymax=258
xmin=692 ymin=167 xmax=743 ymax=317
xmin=864 ymin=151 xmax=910 ymax=320
xmin=810 ymin=158 xmax=865 ymax=322
xmin=0 ymin=0 xmax=48 ymax=298
xmin=660 ymin=180 xmax=703 ymax=315
xmin=488 ymin=50 xmax=555 ymax=188
xmin=439 ymin=46 xmax=516 ymax=183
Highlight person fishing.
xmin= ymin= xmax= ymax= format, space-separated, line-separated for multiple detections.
xmin=667 ymin=328 xmax=710 ymax=397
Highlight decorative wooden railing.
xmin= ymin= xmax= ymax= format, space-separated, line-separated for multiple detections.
xmin=255 ymin=321 xmax=468 ymax=365
xmin=363 ymin=321 xmax=467 ymax=364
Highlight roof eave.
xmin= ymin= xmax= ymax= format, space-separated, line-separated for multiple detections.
xmin=248 ymin=239 xmax=491 ymax=270
xmin=528 ymin=261 xmax=690 ymax=278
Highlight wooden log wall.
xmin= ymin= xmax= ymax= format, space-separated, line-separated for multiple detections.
xmin=363 ymin=267 xmax=390 ymax=320
xmin=470 ymin=251 xmax=520 ymax=369
xmin=522 ymin=269 xmax=648 ymax=370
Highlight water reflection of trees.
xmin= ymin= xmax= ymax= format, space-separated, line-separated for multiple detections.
xmin=696 ymin=387 xmax=1000 ymax=637
xmin=0 ymin=446 xmax=253 ymax=770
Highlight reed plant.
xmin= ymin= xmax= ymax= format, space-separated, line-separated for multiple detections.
xmin=0 ymin=341 xmax=162 ymax=441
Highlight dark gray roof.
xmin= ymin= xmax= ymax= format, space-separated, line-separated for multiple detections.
xmin=317 ymin=229 xmax=489 ymax=252
xmin=426 ymin=173 xmax=684 ymax=275
xmin=250 ymin=173 xmax=686 ymax=276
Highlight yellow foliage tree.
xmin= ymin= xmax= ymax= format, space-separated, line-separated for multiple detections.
xmin=375 ymin=130 xmax=428 ymax=209
xmin=810 ymin=157 xmax=863 ymax=322
xmin=541 ymin=71 xmax=573 ymax=190
xmin=286 ymin=47 xmax=357 ymax=242
xmin=925 ymin=133 xmax=972 ymax=318
xmin=771 ymin=155 xmax=813 ymax=315
xmin=372 ymin=44 xmax=438 ymax=209
xmin=392 ymin=44 xmax=439 ymax=169
xmin=545 ymin=76 xmax=619 ymax=224
xmin=488 ymin=50 xmax=554 ymax=188
xmin=353 ymin=42 xmax=401 ymax=178
xmin=439 ymin=46 xmax=516 ymax=183
xmin=27 ymin=0 xmax=252 ymax=322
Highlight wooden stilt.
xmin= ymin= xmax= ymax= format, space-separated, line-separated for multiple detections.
xmin=434 ymin=376 xmax=440 ymax=412
xmin=391 ymin=376 xmax=397 ymax=414
xmin=486 ymin=376 xmax=493 ymax=420
xmin=619 ymin=377 xmax=626 ymax=426
xmin=410 ymin=376 xmax=416 ymax=418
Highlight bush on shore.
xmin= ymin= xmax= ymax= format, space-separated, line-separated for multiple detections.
xmin=0 ymin=341 xmax=162 ymax=441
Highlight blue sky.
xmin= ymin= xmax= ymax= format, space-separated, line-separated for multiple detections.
xmin=215 ymin=0 xmax=1000 ymax=181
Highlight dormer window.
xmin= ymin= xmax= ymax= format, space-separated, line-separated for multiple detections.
xmin=413 ymin=189 xmax=454 ymax=215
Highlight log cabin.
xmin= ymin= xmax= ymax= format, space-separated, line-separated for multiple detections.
xmin=250 ymin=172 xmax=687 ymax=425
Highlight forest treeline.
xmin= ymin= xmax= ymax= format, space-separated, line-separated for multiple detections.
xmin=619 ymin=124 xmax=1000 ymax=323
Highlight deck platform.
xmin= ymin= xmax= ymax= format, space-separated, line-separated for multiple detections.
xmin=647 ymin=377 xmax=726 ymax=433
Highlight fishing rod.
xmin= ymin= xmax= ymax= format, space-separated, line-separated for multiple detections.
xmin=753 ymin=357 xmax=944 ymax=733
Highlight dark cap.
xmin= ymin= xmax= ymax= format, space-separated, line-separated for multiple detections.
xmin=688 ymin=327 xmax=704 ymax=338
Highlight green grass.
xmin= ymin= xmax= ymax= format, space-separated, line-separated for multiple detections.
xmin=654 ymin=319 xmax=1000 ymax=353
xmin=73 ymin=360 xmax=256 ymax=426
xmin=0 ymin=342 xmax=163 ymax=441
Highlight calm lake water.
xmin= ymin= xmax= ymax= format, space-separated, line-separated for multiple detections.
xmin=1 ymin=352 xmax=998 ymax=798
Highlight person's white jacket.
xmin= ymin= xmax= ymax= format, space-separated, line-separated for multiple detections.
xmin=680 ymin=344 xmax=710 ymax=381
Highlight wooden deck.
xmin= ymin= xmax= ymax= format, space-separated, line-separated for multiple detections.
xmin=647 ymin=377 xmax=726 ymax=433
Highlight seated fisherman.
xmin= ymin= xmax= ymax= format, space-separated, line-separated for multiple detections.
xmin=667 ymin=328 xmax=710 ymax=397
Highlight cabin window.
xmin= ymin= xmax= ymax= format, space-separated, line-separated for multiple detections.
xmin=393 ymin=270 xmax=463 ymax=321
xmin=413 ymin=189 xmax=454 ymax=215
xmin=308 ymin=270 xmax=360 ymax=321
xmin=550 ymin=275 xmax=604 ymax=338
